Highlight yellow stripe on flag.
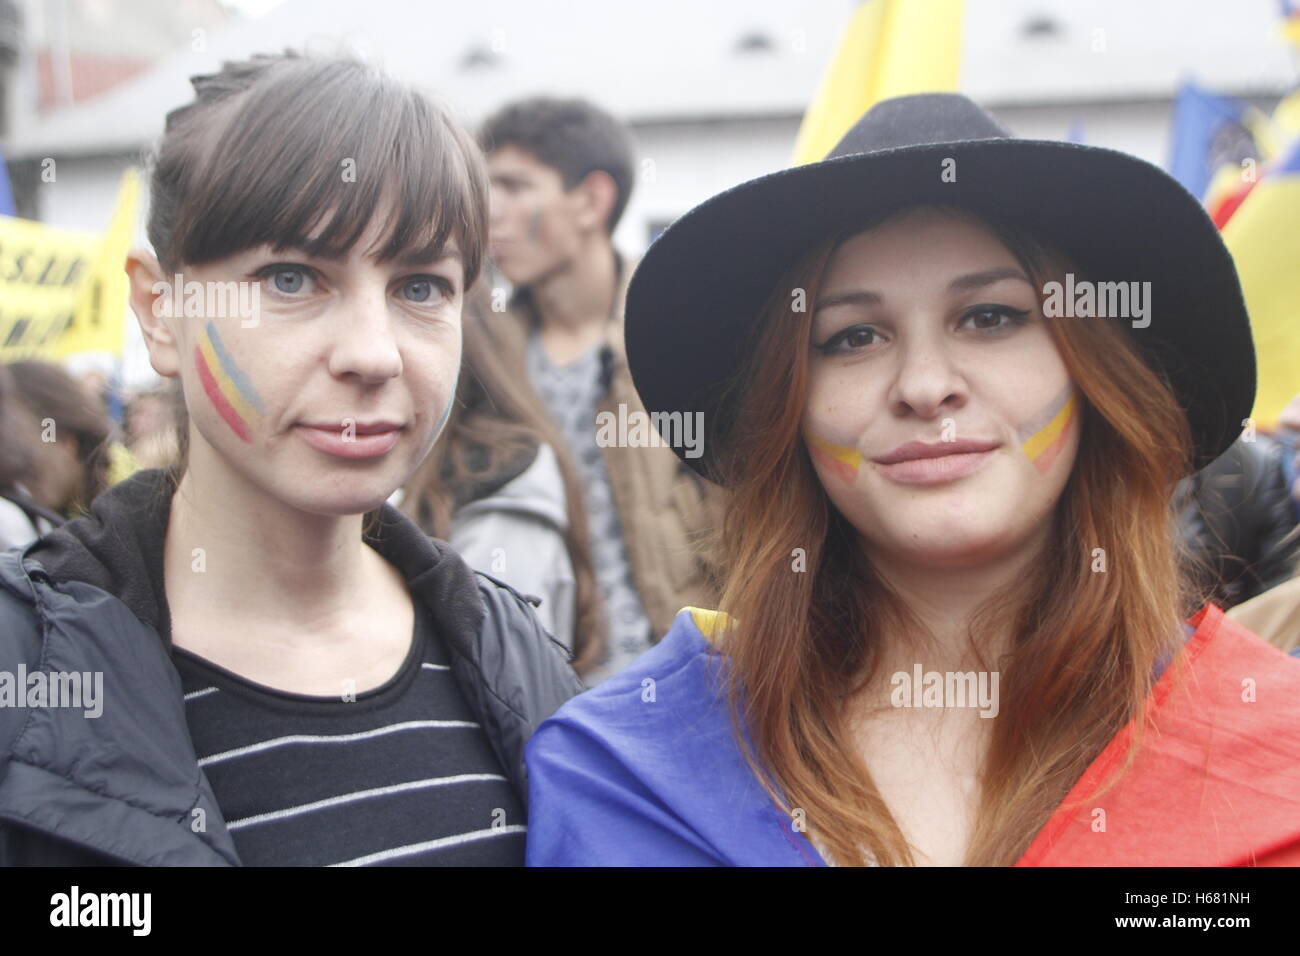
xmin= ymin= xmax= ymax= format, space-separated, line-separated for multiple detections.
xmin=686 ymin=607 xmax=733 ymax=640
xmin=1222 ymin=172 xmax=1300 ymax=430
xmin=791 ymin=0 xmax=964 ymax=167
xmin=1271 ymin=88 xmax=1300 ymax=145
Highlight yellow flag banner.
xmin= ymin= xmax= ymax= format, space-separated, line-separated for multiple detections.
xmin=0 ymin=168 xmax=140 ymax=361
xmin=1221 ymin=139 xmax=1300 ymax=431
xmin=791 ymin=0 xmax=964 ymax=167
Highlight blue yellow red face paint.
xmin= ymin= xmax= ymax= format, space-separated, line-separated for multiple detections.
xmin=194 ymin=321 xmax=265 ymax=443
xmin=808 ymin=384 xmax=1077 ymax=486
xmin=1018 ymin=384 xmax=1077 ymax=474
xmin=806 ymin=432 xmax=863 ymax=484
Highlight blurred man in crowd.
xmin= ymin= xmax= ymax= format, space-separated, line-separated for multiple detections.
xmin=480 ymin=97 xmax=722 ymax=684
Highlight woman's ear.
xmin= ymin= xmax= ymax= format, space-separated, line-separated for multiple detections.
xmin=126 ymin=248 xmax=182 ymax=378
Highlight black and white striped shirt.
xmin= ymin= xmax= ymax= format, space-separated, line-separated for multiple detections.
xmin=172 ymin=604 xmax=526 ymax=866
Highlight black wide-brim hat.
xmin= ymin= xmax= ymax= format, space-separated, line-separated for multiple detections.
xmin=624 ymin=93 xmax=1255 ymax=484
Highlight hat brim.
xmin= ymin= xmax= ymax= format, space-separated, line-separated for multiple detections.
xmin=625 ymin=138 xmax=1255 ymax=483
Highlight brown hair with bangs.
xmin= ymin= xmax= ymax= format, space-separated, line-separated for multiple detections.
xmin=149 ymin=49 xmax=487 ymax=281
xmin=709 ymin=203 xmax=1210 ymax=866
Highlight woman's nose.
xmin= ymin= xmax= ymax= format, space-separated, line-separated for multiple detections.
xmin=887 ymin=330 xmax=967 ymax=419
xmin=326 ymin=286 xmax=403 ymax=383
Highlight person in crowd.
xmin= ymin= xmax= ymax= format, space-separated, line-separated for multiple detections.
xmin=524 ymin=93 xmax=1300 ymax=866
xmin=0 ymin=50 xmax=581 ymax=866
xmin=0 ymin=363 xmax=63 ymax=550
xmin=3 ymin=359 xmax=114 ymax=519
xmin=1225 ymin=392 xmax=1300 ymax=652
xmin=399 ymin=284 xmax=608 ymax=674
xmin=479 ymin=96 xmax=723 ymax=684
xmin=122 ymin=383 xmax=184 ymax=470
xmin=1176 ymin=430 xmax=1299 ymax=610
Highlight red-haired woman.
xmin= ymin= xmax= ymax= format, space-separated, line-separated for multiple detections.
xmin=523 ymin=94 xmax=1300 ymax=866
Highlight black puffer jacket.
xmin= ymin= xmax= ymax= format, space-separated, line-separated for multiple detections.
xmin=1177 ymin=433 xmax=1300 ymax=609
xmin=0 ymin=467 xmax=584 ymax=865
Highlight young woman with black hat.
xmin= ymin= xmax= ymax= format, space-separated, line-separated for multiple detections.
xmin=0 ymin=51 xmax=582 ymax=866
xmin=523 ymin=93 xmax=1300 ymax=866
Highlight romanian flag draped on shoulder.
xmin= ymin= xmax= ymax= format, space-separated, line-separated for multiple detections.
xmin=525 ymin=603 xmax=1300 ymax=865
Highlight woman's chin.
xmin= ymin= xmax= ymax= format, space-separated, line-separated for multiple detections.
xmin=867 ymin=525 xmax=1022 ymax=571
xmin=274 ymin=475 xmax=399 ymax=518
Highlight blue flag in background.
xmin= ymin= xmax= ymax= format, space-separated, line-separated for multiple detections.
xmin=0 ymin=147 xmax=15 ymax=217
xmin=1168 ymin=79 xmax=1272 ymax=199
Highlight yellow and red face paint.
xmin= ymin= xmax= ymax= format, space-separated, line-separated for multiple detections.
xmin=807 ymin=432 xmax=863 ymax=484
xmin=194 ymin=321 xmax=265 ymax=443
xmin=1018 ymin=385 xmax=1077 ymax=474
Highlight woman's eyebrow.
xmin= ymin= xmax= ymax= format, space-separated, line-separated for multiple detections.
xmin=813 ymin=289 xmax=882 ymax=315
xmin=947 ymin=267 xmax=1034 ymax=293
xmin=813 ymin=267 xmax=1034 ymax=316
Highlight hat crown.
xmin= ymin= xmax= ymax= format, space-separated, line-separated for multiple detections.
xmin=827 ymin=93 xmax=1012 ymax=160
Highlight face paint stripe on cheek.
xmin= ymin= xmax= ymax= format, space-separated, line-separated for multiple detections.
xmin=204 ymin=321 xmax=265 ymax=414
xmin=195 ymin=344 xmax=253 ymax=443
xmin=807 ymin=432 xmax=863 ymax=484
xmin=1019 ymin=385 xmax=1077 ymax=474
xmin=195 ymin=335 xmax=256 ymax=425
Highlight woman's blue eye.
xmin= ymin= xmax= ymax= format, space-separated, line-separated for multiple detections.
xmin=255 ymin=264 xmax=312 ymax=294
xmin=274 ymin=268 xmax=306 ymax=293
xmin=403 ymin=277 xmax=447 ymax=303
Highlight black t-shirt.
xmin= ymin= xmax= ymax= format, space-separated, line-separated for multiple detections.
xmin=172 ymin=602 xmax=526 ymax=866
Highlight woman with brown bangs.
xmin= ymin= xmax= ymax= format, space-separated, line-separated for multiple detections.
xmin=523 ymin=93 xmax=1300 ymax=867
xmin=0 ymin=51 xmax=582 ymax=866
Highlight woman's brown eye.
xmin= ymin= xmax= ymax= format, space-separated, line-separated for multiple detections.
xmin=832 ymin=327 xmax=876 ymax=350
xmin=813 ymin=323 xmax=879 ymax=354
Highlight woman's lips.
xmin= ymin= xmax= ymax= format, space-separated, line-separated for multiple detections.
xmin=294 ymin=424 xmax=401 ymax=459
xmin=875 ymin=448 xmax=997 ymax=485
